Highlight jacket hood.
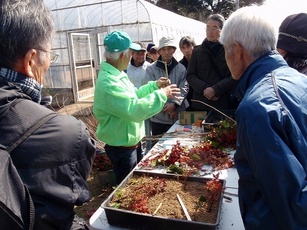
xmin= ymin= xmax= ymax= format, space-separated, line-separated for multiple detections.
xmin=234 ymin=51 xmax=288 ymax=100
xmin=0 ymin=77 xmax=31 ymax=117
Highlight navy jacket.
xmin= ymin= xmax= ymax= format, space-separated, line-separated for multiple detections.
xmin=234 ymin=51 xmax=307 ymax=230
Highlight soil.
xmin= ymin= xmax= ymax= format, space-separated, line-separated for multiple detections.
xmin=106 ymin=174 xmax=222 ymax=224
xmin=74 ymin=170 xmax=114 ymax=224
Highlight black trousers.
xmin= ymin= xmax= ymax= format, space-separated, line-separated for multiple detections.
xmin=151 ymin=121 xmax=173 ymax=136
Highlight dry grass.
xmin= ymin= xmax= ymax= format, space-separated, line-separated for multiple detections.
xmin=75 ymin=110 xmax=105 ymax=150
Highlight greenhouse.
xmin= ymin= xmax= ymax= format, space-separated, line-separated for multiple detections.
xmin=43 ymin=0 xmax=206 ymax=105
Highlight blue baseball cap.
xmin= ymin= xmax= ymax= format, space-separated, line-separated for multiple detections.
xmin=104 ymin=31 xmax=141 ymax=53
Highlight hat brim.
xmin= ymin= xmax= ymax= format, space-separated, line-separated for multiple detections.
xmin=157 ymin=45 xmax=176 ymax=51
xmin=130 ymin=43 xmax=141 ymax=51
xmin=136 ymin=47 xmax=147 ymax=51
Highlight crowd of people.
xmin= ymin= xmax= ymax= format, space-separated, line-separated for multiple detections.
xmin=1 ymin=0 xmax=307 ymax=229
xmin=93 ymin=6 xmax=307 ymax=230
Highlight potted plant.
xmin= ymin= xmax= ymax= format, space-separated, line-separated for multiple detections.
xmin=92 ymin=149 xmax=115 ymax=186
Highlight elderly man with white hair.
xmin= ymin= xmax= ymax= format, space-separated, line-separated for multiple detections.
xmin=93 ymin=31 xmax=181 ymax=185
xmin=220 ymin=5 xmax=307 ymax=230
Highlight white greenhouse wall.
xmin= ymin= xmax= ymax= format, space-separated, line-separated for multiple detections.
xmin=43 ymin=0 xmax=206 ymax=103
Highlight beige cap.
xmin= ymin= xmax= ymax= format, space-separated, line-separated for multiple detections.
xmin=157 ymin=37 xmax=177 ymax=50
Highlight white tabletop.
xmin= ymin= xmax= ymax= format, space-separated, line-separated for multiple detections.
xmin=89 ymin=121 xmax=244 ymax=230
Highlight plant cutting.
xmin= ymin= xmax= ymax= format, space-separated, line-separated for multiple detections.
xmin=138 ymin=139 xmax=234 ymax=176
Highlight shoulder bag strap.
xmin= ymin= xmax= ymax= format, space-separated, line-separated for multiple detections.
xmin=0 ymin=99 xmax=57 ymax=230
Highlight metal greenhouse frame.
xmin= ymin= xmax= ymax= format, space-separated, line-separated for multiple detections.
xmin=43 ymin=0 xmax=206 ymax=105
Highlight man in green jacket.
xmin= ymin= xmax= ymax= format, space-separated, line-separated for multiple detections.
xmin=93 ymin=31 xmax=180 ymax=184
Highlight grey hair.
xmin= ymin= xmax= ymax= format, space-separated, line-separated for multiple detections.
xmin=220 ymin=6 xmax=276 ymax=61
xmin=206 ymin=14 xmax=225 ymax=29
xmin=0 ymin=0 xmax=54 ymax=69
xmin=105 ymin=49 xmax=130 ymax=60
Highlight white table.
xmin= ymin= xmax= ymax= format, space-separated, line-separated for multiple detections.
xmin=89 ymin=121 xmax=244 ymax=230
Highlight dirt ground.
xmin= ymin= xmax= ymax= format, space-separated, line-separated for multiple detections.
xmin=74 ymin=170 xmax=114 ymax=224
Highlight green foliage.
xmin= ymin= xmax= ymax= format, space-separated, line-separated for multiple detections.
xmin=168 ymin=164 xmax=184 ymax=174
xmin=146 ymin=0 xmax=265 ymax=21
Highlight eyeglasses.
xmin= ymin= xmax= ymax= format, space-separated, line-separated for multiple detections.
xmin=36 ymin=48 xmax=59 ymax=63
xmin=206 ymin=27 xmax=221 ymax=32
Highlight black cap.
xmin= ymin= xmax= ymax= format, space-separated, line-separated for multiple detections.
xmin=146 ymin=43 xmax=155 ymax=52
xmin=277 ymin=13 xmax=307 ymax=55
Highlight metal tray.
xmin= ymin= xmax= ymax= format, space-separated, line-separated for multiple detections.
xmin=101 ymin=171 xmax=225 ymax=230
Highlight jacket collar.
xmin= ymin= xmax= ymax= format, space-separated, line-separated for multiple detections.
xmin=102 ymin=61 xmax=122 ymax=76
xmin=155 ymin=56 xmax=178 ymax=74
xmin=0 ymin=68 xmax=41 ymax=103
xmin=234 ymin=51 xmax=288 ymax=99
xmin=130 ymin=58 xmax=145 ymax=67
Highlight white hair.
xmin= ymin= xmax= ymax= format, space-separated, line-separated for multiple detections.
xmin=220 ymin=5 xmax=277 ymax=61
xmin=105 ymin=49 xmax=130 ymax=60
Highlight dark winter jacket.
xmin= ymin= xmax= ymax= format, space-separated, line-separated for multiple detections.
xmin=0 ymin=76 xmax=95 ymax=229
xmin=234 ymin=51 xmax=307 ymax=230
xmin=186 ymin=39 xmax=237 ymax=111
xmin=179 ymin=56 xmax=189 ymax=69
xmin=179 ymin=56 xmax=194 ymax=105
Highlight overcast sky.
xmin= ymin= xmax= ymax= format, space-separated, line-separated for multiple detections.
xmin=263 ymin=0 xmax=307 ymax=29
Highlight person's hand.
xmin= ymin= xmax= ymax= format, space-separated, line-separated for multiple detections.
xmin=161 ymin=84 xmax=181 ymax=99
xmin=156 ymin=77 xmax=170 ymax=88
xmin=203 ymin=87 xmax=218 ymax=101
xmin=210 ymin=96 xmax=219 ymax=101
xmin=163 ymin=103 xmax=177 ymax=119
xmin=168 ymin=110 xmax=178 ymax=119
xmin=163 ymin=103 xmax=176 ymax=114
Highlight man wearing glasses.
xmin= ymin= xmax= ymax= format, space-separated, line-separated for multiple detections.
xmin=0 ymin=0 xmax=95 ymax=229
xmin=186 ymin=14 xmax=238 ymax=112
xmin=36 ymin=48 xmax=59 ymax=64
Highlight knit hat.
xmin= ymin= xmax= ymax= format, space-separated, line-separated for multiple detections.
xmin=157 ymin=37 xmax=177 ymax=51
xmin=146 ymin=43 xmax=155 ymax=52
xmin=104 ymin=31 xmax=141 ymax=53
xmin=277 ymin=13 xmax=307 ymax=55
